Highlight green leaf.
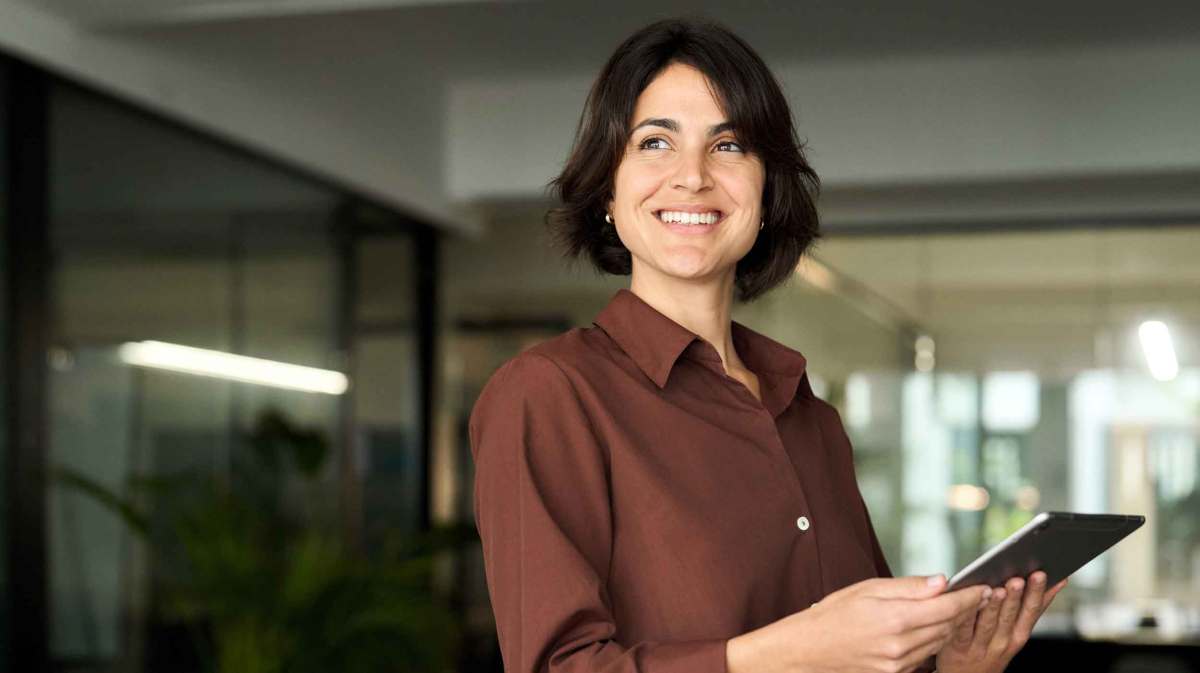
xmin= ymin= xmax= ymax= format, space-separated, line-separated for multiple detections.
xmin=51 ymin=465 xmax=150 ymax=535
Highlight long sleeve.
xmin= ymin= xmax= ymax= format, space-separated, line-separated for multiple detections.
xmin=468 ymin=352 xmax=730 ymax=673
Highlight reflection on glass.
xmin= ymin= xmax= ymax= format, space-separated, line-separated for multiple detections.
xmin=39 ymin=79 xmax=435 ymax=672
xmin=46 ymin=82 xmax=343 ymax=666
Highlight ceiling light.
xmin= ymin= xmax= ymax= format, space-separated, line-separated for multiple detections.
xmin=118 ymin=340 xmax=348 ymax=395
xmin=1138 ymin=321 xmax=1179 ymax=382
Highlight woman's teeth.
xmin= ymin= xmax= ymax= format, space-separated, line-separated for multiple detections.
xmin=656 ymin=210 xmax=721 ymax=225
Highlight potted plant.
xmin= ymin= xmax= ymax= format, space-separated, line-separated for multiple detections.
xmin=56 ymin=407 xmax=476 ymax=673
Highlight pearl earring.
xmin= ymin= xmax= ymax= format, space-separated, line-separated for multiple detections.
xmin=605 ymin=212 xmax=613 ymax=224
xmin=759 ymin=220 xmax=764 ymax=231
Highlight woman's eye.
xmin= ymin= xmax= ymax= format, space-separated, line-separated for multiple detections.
xmin=635 ymin=137 xmax=744 ymax=152
xmin=638 ymin=137 xmax=669 ymax=150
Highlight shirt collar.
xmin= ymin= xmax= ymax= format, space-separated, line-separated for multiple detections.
xmin=592 ymin=288 xmax=809 ymax=417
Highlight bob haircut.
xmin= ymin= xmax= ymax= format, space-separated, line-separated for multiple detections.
xmin=546 ymin=17 xmax=821 ymax=303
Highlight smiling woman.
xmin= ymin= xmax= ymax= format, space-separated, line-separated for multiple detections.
xmin=545 ymin=18 xmax=819 ymax=304
xmin=607 ymin=62 xmax=766 ymax=286
xmin=471 ymin=16 xmax=1055 ymax=673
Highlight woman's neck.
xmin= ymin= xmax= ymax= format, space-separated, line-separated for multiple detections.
xmin=628 ymin=272 xmax=743 ymax=373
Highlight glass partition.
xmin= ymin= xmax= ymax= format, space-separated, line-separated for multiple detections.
xmin=47 ymin=82 xmax=343 ymax=666
xmin=44 ymin=81 xmax=427 ymax=671
xmin=355 ymin=234 xmax=423 ymax=546
xmin=816 ymin=228 xmax=1200 ymax=640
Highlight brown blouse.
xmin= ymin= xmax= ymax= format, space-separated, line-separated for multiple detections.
xmin=469 ymin=288 xmax=923 ymax=673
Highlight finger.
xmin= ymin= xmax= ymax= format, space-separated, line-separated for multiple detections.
xmin=948 ymin=600 xmax=978 ymax=649
xmin=894 ymin=584 xmax=990 ymax=628
xmin=972 ymin=586 xmax=1006 ymax=647
xmin=950 ymin=599 xmax=979 ymax=647
xmin=871 ymin=621 xmax=951 ymax=673
xmin=990 ymin=577 xmax=1026 ymax=650
xmin=1012 ymin=571 xmax=1048 ymax=637
xmin=862 ymin=574 xmax=949 ymax=599
xmin=896 ymin=628 xmax=951 ymax=673
xmin=906 ymin=590 xmax=989 ymax=651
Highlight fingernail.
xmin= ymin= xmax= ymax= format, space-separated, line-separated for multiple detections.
xmin=927 ymin=574 xmax=945 ymax=587
xmin=982 ymin=587 xmax=993 ymax=599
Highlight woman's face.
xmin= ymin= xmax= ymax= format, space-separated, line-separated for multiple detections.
xmin=607 ymin=62 xmax=765 ymax=289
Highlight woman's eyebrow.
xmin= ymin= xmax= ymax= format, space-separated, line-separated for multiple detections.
xmin=631 ymin=118 xmax=735 ymax=136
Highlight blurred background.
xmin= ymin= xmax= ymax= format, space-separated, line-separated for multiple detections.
xmin=2 ymin=0 xmax=1199 ymax=671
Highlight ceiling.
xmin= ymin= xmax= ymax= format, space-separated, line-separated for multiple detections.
xmin=812 ymin=226 xmax=1200 ymax=375
xmin=23 ymin=0 xmax=1200 ymax=78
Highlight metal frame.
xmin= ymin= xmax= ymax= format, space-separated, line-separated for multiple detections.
xmin=3 ymin=55 xmax=50 ymax=673
xmin=415 ymin=225 xmax=437 ymax=531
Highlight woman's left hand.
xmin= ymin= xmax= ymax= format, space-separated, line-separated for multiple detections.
xmin=934 ymin=571 xmax=1068 ymax=673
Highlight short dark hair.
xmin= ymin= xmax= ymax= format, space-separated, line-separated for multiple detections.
xmin=545 ymin=16 xmax=821 ymax=303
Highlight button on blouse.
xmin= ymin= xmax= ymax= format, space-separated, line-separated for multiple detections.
xmin=469 ymin=288 xmax=926 ymax=673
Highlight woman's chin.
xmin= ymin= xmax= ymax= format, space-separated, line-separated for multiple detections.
xmin=658 ymin=259 xmax=723 ymax=281
xmin=633 ymin=248 xmax=731 ymax=283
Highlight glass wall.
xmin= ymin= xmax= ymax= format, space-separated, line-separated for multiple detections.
xmin=354 ymin=235 xmax=424 ymax=545
xmin=817 ymin=228 xmax=1200 ymax=641
xmin=44 ymin=81 xmax=428 ymax=671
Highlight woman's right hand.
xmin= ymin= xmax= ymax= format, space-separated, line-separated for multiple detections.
xmin=728 ymin=574 xmax=991 ymax=673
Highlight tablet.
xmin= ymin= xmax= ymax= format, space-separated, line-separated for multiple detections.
xmin=944 ymin=511 xmax=1145 ymax=592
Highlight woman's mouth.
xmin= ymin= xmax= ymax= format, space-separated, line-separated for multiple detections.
xmin=654 ymin=209 xmax=724 ymax=234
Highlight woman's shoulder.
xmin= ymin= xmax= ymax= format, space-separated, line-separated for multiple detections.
xmin=488 ymin=326 xmax=614 ymax=386
xmin=481 ymin=348 xmax=570 ymax=398
xmin=472 ymin=327 xmax=606 ymax=411
xmin=467 ymin=330 xmax=612 ymax=460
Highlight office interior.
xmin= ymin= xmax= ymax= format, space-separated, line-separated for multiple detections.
xmin=2 ymin=1 xmax=1199 ymax=671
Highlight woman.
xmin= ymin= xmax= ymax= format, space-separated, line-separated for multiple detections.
xmin=469 ymin=17 xmax=1066 ymax=673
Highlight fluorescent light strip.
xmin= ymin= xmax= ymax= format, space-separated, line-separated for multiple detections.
xmin=118 ymin=340 xmax=349 ymax=395
xmin=1138 ymin=320 xmax=1179 ymax=382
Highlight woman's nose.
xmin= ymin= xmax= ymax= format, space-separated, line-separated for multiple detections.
xmin=670 ymin=149 xmax=713 ymax=192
